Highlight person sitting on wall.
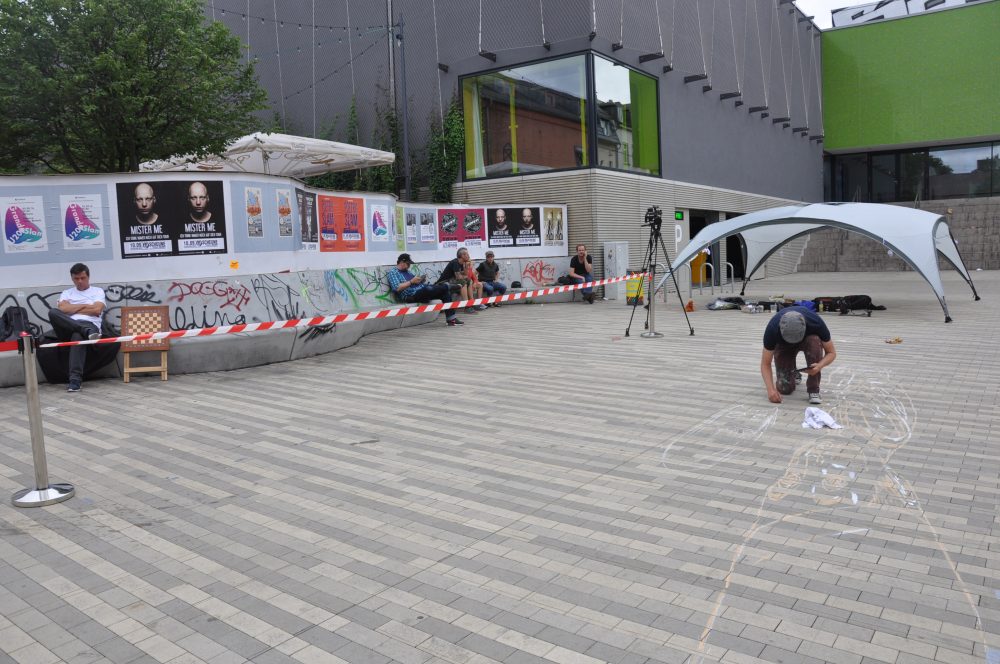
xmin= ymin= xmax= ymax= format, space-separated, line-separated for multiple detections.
xmin=761 ymin=306 xmax=837 ymax=405
xmin=476 ymin=250 xmax=507 ymax=307
xmin=47 ymin=263 xmax=105 ymax=392
xmin=387 ymin=253 xmax=463 ymax=327
xmin=463 ymin=251 xmax=487 ymax=306
xmin=568 ymin=243 xmax=595 ymax=303
xmin=436 ymin=247 xmax=488 ymax=314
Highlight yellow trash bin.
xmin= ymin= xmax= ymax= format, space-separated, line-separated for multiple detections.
xmin=626 ymin=275 xmax=644 ymax=305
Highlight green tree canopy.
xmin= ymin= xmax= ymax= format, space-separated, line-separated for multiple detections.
xmin=0 ymin=0 xmax=267 ymax=173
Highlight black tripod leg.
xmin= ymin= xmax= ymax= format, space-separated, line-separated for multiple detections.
xmin=625 ymin=229 xmax=658 ymax=336
xmin=657 ymin=234 xmax=695 ymax=335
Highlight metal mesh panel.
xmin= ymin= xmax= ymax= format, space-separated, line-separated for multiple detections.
xmin=479 ymin=0 xmax=546 ymax=52
xmin=620 ymin=0 xmax=666 ymax=56
xmin=709 ymin=0 xmax=739 ymax=95
xmin=670 ymin=0 xmax=707 ymax=75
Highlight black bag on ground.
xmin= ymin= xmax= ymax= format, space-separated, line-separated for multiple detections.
xmin=838 ymin=294 xmax=887 ymax=315
xmin=0 ymin=306 xmax=42 ymax=341
xmin=35 ymin=320 xmax=121 ymax=384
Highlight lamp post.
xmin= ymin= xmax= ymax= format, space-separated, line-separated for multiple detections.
xmin=395 ymin=18 xmax=412 ymax=201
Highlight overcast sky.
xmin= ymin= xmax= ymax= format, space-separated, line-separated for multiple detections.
xmin=794 ymin=0 xmax=850 ymax=28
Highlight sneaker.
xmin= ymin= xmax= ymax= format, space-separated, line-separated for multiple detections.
xmin=464 ymin=307 xmax=479 ymax=314
xmin=447 ymin=318 xmax=464 ymax=326
xmin=87 ymin=332 xmax=101 ymax=341
xmin=67 ymin=380 xmax=81 ymax=393
xmin=492 ymin=302 xmax=502 ymax=308
xmin=808 ymin=392 xmax=821 ymax=405
xmin=475 ymin=304 xmax=488 ymax=311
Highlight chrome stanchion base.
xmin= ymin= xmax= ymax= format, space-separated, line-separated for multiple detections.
xmin=640 ymin=331 xmax=664 ymax=338
xmin=12 ymin=483 xmax=75 ymax=508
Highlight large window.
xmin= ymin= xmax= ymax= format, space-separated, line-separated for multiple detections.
xmin=593 ymin=55 xmax=660 ymax=176
xmin=462 ymin=53 xmax=659 ymax=180
xmin=929 ymin=143 xmax=994 ymax=199
xmin=832 ymin=153 xmax=869 ymax=201
xmin=463 ymin=55 xmax=588 ymax=179
xmin=826 ymin=141 xmax=1000 ymax=202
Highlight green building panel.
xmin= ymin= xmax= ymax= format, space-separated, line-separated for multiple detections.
xmin=822 ymin=2 xmax=1000 ymax=151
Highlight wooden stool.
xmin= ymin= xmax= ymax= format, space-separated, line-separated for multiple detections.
xmin=120 ymin=306 xmax=170 ymax=383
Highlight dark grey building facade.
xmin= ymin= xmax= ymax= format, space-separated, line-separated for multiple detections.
xmin=209 ymin=0 xmax=824 ymax=273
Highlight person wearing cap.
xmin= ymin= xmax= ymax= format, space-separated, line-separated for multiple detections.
xmin=387 ymin=253 xmax=463 ymax=327
xmin=476 ymin=251 xmax=507 ymax=307
xmin=761 ymin=306 xmax=836 ymax=404
xmin=436 ymin=248 xmax=488 ymax=313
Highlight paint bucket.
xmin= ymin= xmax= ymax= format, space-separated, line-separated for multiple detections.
xmin=626 ymin=276 xmax=644 ymax=305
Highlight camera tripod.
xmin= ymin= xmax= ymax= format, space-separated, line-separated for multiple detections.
xmin=625 ymin=206 xmax=694 ymax=337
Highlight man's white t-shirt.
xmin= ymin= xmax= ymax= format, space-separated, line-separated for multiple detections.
xmin=58 ymin=286 xmax=106 ymax=327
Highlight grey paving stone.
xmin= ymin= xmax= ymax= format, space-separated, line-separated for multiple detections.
xmin=1 ymin=272 xmax=997 ymax=664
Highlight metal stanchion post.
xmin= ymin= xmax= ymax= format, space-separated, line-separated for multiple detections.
xmin=641 ymin=264 xmax=664 ymax=338
xmin=12 ymin=334 xmax=75 ymax=508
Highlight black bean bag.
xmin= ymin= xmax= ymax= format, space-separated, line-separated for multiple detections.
xmin=35 ymin=320 xmax=121 ymax=384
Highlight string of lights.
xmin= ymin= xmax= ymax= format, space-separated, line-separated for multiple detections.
xmin=212 ymin=2 xmax=389 ymax=34
xmin=280 ymin=36 xmax=386 ymax=102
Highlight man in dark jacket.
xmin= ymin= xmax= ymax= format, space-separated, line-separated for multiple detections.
xmin=476 ymin=251 xmax=507 ymax=306
xmin=761 ymin=306 xmax=837 ymax=405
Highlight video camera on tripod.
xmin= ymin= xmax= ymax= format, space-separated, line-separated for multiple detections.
xmin=625 ymin=204 xmax=694 ymax=337
xmin=642 ymin=205 xmax=663 ymax=233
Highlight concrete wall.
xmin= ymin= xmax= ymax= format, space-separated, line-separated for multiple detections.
xmin=797 ymin=196 xmax=1000 ymax=272
xmin=453 ymin=168 xmax=809 ymax=281
xmin=0 ymin=256 xmax=572 ymax=387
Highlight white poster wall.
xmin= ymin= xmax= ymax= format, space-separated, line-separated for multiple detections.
xmin=0 ymin=171 xmax=569 ymax=289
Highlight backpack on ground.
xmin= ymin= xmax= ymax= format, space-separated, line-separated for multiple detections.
xmin=839 ymin=294 xmax=886 ymax=316
xmin=0 ymin=306 xmax=42 ymax=341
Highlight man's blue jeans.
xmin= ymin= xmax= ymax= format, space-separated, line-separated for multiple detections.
xmin=404 ymin=283 xmax=456 ymax=320
xmin=483 ymin=281 xmax=507 ymax=297
xmin=569 ymin=273 xmax=593 ymax=295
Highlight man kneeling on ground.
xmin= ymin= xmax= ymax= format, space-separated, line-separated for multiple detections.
xmin=387 ymin=253 xmax=463 ymax=326
xmin=48 ymin=262 xmax=105 ymax=392
xmin=761 ymin=306 xmax=836 ymax=405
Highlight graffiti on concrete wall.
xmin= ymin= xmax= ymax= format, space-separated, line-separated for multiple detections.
xmin=325 ymin=267 xmax=393 ymax=310
xmin=0 ymin=258 xmax=573 ymax=339
xmin=167 ymin=280 xmax=251 ymax=312
xmin=521 ymin=259 xmax=556 ymax=286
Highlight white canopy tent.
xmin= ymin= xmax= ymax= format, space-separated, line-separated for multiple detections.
xmin=140 ymin=132 xmax=395 ymax=179
xmin=661 ymin=203 xmax=979 ymax=321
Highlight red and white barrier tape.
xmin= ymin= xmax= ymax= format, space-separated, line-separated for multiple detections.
xmin=5 ymin=273 xmax=646 ymax=351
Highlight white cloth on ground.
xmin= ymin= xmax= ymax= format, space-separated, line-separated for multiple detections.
xmin=802 ymin=407 xmax=842 ymax=429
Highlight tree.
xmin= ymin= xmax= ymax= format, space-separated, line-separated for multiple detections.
xmin=0 ymin=0 xmax=267 ymax=173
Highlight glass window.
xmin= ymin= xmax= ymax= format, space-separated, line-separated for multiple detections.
xmin=993 ymin=143 xmax=1000 ymax=196
xmin=593 ymin=55 xmax=660 ymax=176
xmin=463 ymin=55 xmax=587 ymax=179
xmin=833 ymin=154 xmax=868 ymax=201
xmin=898 ymin=150 xmax=927 ymax=201
xmin=928 ymin=143 xmax=993 ymax=199
xmin=871 ymin=153 xmax=896 ymax=202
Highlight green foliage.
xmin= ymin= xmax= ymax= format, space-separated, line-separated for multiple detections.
xmin=304 ymin=95 xmax=402 ymax=196
xmin=0 ymin=0 xmax=267 ymax=173
xmin=426 ymin=98 xmax=464 ymax=203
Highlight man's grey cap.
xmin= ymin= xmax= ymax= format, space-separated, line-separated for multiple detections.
xmin=779 ymin=310 xmax=807 ymax=344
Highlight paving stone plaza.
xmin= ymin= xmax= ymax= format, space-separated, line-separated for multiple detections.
xmin=0 ymin=271 xmax=997 ymax=664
